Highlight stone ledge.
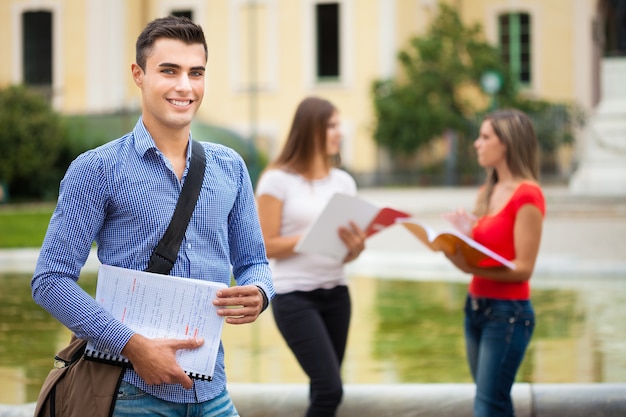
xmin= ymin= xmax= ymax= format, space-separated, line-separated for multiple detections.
xmin=4 ymin=383 xmax=624 ymax=417
xmin=228 ymin=383 xmax=626 ymax=417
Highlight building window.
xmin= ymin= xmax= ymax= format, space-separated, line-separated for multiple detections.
xmin=172 ymin=10 xmax=193 ymax=20
xmin=22 ymin=11 xmax=52 ymax=86
xmin=498 ymin=12 xmax=531 ymax=85
xmin=602 ymin=0 xmax=626 ymax=56
xmin=316 ymin=3 xmax=340 ymax=80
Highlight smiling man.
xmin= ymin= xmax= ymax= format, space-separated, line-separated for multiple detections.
xmin=32 ymin=16 xmax=274 ymax=417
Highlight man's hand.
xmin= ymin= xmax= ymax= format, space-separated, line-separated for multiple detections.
xmin=213 ymin=285 xmax=264 ymax=324
xmin=122 ymin=333 xmax=203 ymax=389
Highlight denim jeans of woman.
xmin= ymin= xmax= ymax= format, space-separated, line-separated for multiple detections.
xmin=272 ymin=286 xmax=351 ymax=417
xmin=113 ymin=382 xmax=239 ymax=417
xmin=464 ymin=295 xmax=535 ymax=417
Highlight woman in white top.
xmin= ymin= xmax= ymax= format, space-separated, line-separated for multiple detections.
xmin=255 ymin=96 xmax=366 ymax=417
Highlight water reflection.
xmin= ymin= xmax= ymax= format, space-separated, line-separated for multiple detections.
xmin=1 ymin=272 xmax=625 ymax=404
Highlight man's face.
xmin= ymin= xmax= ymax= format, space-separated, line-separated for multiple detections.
xmin=132 ymin=38 xmax=206 ymax=133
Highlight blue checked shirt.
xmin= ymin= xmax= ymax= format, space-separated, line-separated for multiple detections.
xmin=32 ymin=117 xmax=275 ymax=403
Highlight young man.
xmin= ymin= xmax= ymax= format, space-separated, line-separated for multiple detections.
xmin=31 ymin=16 xmax=274 ymax=416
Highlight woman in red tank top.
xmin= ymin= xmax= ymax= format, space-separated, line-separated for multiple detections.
xmin=442 ymin=109 xmax=545 ymax=417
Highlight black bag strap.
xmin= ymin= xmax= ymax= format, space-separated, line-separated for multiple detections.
xmin=145 ymin=140 xmax=206 ymax=275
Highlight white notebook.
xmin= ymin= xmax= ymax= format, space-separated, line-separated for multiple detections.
xmin=294 ymin=192 xmax=410 ymax=261
xmin=85 ymin=264 xmax=227 ymax=381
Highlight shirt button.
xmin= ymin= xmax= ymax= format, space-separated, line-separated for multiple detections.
xmin=187 ymin=243 xmax=192 ymax=249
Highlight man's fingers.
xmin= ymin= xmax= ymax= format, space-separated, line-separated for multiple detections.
xmin=156 ymin=337 xmax=204 ymax=353
xmin=225 ymin=316 xmax=256 ymax=324
xmin=179 ymin=373 xmax=194 ymax=389
xmin=175 ymin=337 xmax=204 ymax=350
xmin=216 ymin=286 xmax=257 ymax=298
xmin=212 ymin=285 xmax=263 ymax=324
xmin=214 ymin=286 xmax=260 ymax=307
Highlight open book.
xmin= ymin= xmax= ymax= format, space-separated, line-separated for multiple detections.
xmin=85 ymin=264 xmax=228 ymax=381
xmin=396 ymin=219 xmax=516 ymax=269
xmin=294 ymin=193 xmax=410 ymax=261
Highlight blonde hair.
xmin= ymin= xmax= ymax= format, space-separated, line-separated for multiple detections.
xmin=475 ymin=109 xmax=539 ymax=216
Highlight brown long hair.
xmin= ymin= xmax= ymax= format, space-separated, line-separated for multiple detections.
xmin=475 ymin=109 xmax=540 ymax=216
xmin=269 ymin=96 xmax=339 ymax=173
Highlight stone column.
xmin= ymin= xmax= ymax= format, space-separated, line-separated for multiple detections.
xmin=569 ymin=58 xmax=626 ymax=196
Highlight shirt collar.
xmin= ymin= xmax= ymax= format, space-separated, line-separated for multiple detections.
xmin=132 ymin=115 xmax=194 ymax=161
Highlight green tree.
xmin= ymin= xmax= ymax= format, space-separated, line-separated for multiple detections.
xmin=371 ymin=3 xmax=584 ymax=175
xmin=372 ymin=3 xmax=513 ymax=156
xmin=0 ymin=85 xmax=67 ymax=200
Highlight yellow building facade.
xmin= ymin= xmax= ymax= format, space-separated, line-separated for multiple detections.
xmin=0 ymin=0 xmax=608 ymax=181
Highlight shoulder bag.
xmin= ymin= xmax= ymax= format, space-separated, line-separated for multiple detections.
xmin=34 ymin=140 xmax=206 ymax=417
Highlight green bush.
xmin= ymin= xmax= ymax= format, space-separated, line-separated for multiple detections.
xmin=0 ymin=85 xmax=67 ymax=201
xmin=0 ymin=87 xmax=267 ymax=202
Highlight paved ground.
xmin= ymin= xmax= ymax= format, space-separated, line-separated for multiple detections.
xmin=1 ymin=185 xmax=625 ymax=416
xmin=1 ymin=185 xmax=625 ymax=280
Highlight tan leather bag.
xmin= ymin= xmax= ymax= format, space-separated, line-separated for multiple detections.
xmin=34 ymin=335 xmax=126 ymax=417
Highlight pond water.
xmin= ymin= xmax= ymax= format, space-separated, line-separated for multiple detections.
xmin=1 ymin=271 xmax=625 ymax=404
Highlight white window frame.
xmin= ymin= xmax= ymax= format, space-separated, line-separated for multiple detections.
xmin=11 ymin=1 xmax=64 ymax=110
xmin=86 ymin=0 xmax=127 ymax=112
xmin=484 ymin=4 xmax=541 ymax=94
xmin=302 ymin=0 xmax=353 ymax=89
xmin=229 ymin=0 xmax=279 ymax=93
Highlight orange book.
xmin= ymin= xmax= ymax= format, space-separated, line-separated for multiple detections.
xmin=396 ymin=219 xmax=516 ymax=269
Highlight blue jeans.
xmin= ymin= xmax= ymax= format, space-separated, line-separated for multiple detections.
xmin=272 ymin=286 xmax=351 ymax=417
xmin=112 ymin=381 xmax=239 ymax=417
xmin=464 ymin=295 xmax=535 ymax=417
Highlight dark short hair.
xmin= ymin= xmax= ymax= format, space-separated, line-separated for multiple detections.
xmin=135 ymin=15 xmax=207 ymax=71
